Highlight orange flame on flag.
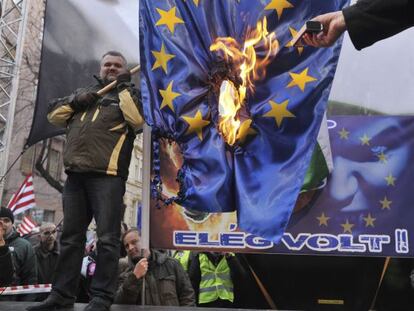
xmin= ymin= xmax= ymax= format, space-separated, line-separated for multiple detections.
xmin=210 ymin=17 xmax=279 ymax=145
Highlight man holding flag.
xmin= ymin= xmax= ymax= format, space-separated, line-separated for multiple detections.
xmin=27 ymin=51 xmax=143 ymax=311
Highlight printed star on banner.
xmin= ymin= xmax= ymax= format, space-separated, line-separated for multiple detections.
xmin=385 ymin=173 xmax=396 ymax=186
xmin=359 ymin=134 xmax=371 ymax=146
xmin=236 ymin=119 xmax=257 ymax=144
xmin=152 ymin=42 xmax=175 ymax=74
xmin=363 ymin=213 xmax=376 ymax=228
xmin=160 ymin=81 xmax=181 ymax=112
xmin=264 ymin=99 xmax=295 ymax=127
xmin=265 ymin=0 xmax=294 ymax=19
xmin=338 ymin=128 xmax=349 ymax=140
xmin=286 ymin=27 xmax=304 ymax=55
xmin=380 ymin=196 xmax=392 ymax=210
xmin=377 ymin=151 xmax=387 ymax=163
xmin=287 ymin=68 xmax=317 ymax=92
xmin=316 ymin=212 xmax=330 ymax=227
xmin=341 ymin=219 xmax=354 ymax=234
xmin=155 ymin=6 xmax=184 ymax=34
xmin=182 ymin=110 xmax=210 ymax=141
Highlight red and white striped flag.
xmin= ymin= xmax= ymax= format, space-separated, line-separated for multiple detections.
xmin=7 ymin=174 xmax=36 ymax=215
xmin=17 ymin=215 xmax=38 ymax=236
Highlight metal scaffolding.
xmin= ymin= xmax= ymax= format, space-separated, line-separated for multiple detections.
xmin=0 ymin=0 xmax=28 ymax=202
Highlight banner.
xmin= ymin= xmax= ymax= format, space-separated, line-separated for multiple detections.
xmin=150 ymin=116 xmax=414 ymax=257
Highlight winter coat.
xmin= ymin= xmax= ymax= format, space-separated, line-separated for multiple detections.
xmin=115 ymin=250 xmax=195 ymax=306
xmin=47 ymin=79 xmax=143 ymax=179
xmin=343 ymin=0 xmax=414 ymax=50
xmin=5 ymin=229 xmax=37 ymax=286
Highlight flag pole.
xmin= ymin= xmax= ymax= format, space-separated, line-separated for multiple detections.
xmin=140 ymin=123 xmax=151 ymax=305
xmin=97 ymin=65 xmax=140 ymax=96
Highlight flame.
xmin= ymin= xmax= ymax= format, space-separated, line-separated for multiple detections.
xmin=210 ymin=17 xmax=279 ymax=145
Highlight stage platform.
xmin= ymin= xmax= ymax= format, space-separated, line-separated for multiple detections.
xmin=0 ymin=302 xmax=273 ymax=311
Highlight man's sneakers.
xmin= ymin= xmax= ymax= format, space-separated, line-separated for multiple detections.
xmin=26 ymin=295 xmax=73 ymax=311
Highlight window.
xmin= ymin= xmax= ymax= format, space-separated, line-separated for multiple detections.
xmin=43 ymin=210 xmax=55 ymax=223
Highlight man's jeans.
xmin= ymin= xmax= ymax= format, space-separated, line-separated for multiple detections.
xmin=51 ymin=173 xmax=125 ymax=306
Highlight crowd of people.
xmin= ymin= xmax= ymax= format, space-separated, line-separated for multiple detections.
xmin=1 ymin=207 xmax=258 ymax=309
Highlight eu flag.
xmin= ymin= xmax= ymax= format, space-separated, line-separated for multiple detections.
xmin=139 ymin=0 xmax=349 ymax=242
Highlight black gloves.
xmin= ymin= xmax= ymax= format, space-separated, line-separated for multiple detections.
xmin=70 ymin=91 xmax=100 ymax=111
xmin=116 ymin=71 xmax=131 ymax=91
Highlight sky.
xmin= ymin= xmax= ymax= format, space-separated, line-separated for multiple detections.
xmin=329 ymin=27 xmax=414 ymax=115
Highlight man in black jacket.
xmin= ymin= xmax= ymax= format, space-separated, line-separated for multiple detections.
xmin=27 ymin=51 xmax=143 ymax=311
xmin=303 ymin=0 xmax=414 ymax=50
xmin=0 ymin=207 xmax=37 ymax=291
xmin=0 ymin=210 xmax=13 ymax=287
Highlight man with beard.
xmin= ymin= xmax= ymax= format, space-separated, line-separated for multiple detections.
xmin=34 ymin=223 xmax=59 ymax=286
xmin=115 ymin=228 xmax=195 ymax=306
xmin=27 ymin=51 xmax=143 ymax=311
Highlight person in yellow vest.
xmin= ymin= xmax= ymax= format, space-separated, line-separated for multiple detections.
xmin=173 ymin=250 xmax=192 ymax=272
xmin=188 ymin=251 xmax=246 ymax=308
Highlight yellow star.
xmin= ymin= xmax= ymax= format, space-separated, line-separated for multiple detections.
xmin=236 ymin=119 xmax=257 ymax=144
xmin=380 ymin=196 xmax=392 ymax=210
xmin=377 ymin=151 xmax=387 ymax=163
xmin=159 ymin=81 xmax=181 ymax=112
xmin=264 ymin=99 xmax=295 ymax=127
xmin=316 ymin=213 xmax=330 ymax=227
xmin=341 ymin=219 xmax=354 ymax=234
xmin=286 ymin=27 xmax=304 ymax=55
xmin=152 ymin=42 xmax=175 ymax=74
xmin=385 ymin=173 xmax=396 ymax=186
xmin=287 ymin=68 xmax=317 ymax=92
xmin=155 ymin=7 xmax=184 ymax=34
xmin=359 ymin=134 xmax=370 ymax=146
xmin=363 ymin=213 xmax=376 ymax=227
xmin=265 ymin=0 xmax=294 ymax=20
xmin=339 ymin=128 xmax=349 ymax=140
xmin=184 ymin=0 xmax=200 ymax=5
xmin=182 ymin=110 xmax=210 ymax=141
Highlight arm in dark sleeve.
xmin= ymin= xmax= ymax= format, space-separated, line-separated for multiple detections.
xmin=187 ymin=254 xmax=201 ymax=304
xmin=343 ymin=0 xmax=414 ymax=50
xmin=0 ymin=245 xmax=13 ymax=287
xmin=114 ymin=271 xmax=142 ymax=305
xmin=47 ymin=87 xmax=97 ymax=127
xmin=172 ymin=259 xmax=196 ymax=306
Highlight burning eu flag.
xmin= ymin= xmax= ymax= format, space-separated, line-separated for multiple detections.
xmin=139 ymin=0 xmax=349 ymax=242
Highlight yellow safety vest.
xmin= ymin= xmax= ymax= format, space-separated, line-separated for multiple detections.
xmin=198 ymin=253 xmax=234 ymax=304
xmin=174 ymin=250 xmax=191 ymax=271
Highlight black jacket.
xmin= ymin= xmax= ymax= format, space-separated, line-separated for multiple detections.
xmin=34 ymin=242 xmax=59 ymax=284
xmin=0 ymin=245 xmax=13 ymax=286
xmin=343 ymin=0 xmax=414 ymax=50
xmin=5 ymin=230 xmax=37 ymax=286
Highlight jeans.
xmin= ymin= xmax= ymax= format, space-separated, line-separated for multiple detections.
xmin=51 ymin=173 xmax=125 ymax=306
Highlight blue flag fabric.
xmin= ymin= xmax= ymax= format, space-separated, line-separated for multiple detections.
xmin=139 ymin=0 xmax=349 ymax=242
